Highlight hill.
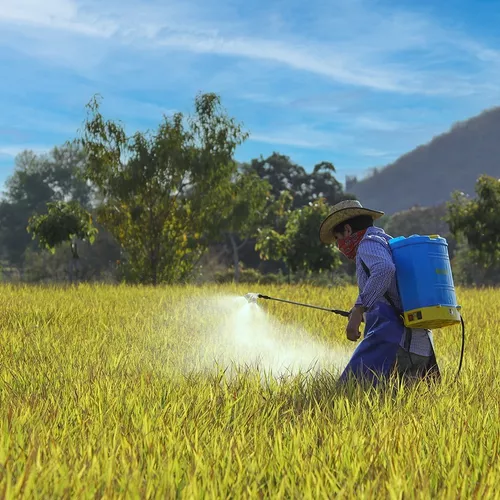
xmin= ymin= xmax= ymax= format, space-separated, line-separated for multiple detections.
xmin=347 ymin=106 xmax=500 ymax=215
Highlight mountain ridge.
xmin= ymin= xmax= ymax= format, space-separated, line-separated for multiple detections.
xmin=347 ymin=106 xmax=500 ymax=215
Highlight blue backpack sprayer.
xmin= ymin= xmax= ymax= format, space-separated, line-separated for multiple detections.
xmin=245 ymin=234 xmax=465 ymax=378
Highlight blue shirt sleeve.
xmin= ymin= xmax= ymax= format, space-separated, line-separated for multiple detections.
xmin=355 ymin=238 xmax=396 ymax=309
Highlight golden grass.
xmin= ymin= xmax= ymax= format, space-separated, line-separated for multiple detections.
xmin=0 ymin=283 xmax=495 ymax=498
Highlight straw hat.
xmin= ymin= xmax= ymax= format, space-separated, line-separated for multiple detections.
xmin=319 ymin=200 xmax=384 ymax=244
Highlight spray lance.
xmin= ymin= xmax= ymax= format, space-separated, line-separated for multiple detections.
xmin=244 ymin=293 xmax=352 ymax=318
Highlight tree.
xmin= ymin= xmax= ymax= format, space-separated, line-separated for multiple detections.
xmin=242 ymin=153 xmax=354 ymax=209
xmin=236 ymin=154 xmax=354 ymax=275
xmin=308 ymin=161 xmax=355 ymax=206
xmin=79 ymin=92 xmax=248 ymax=285
xmin=0 ymin=144 xmax=94 ymax=267
xmin=27 ymin=201 xmax=98 ymax=283
xmin=46 ymin=143 xmax=95 ymax=208
xmin=4 ymin=144 xmax=92 ymax=208
xmin=255 ymin=198 xmax=341 ymax=280
xmin=216 ymin=170 xmax=273 ymax=282
xmin=242 ymin=153 xmax=306 ymax=207
xmin=446 ymin=175 xmax=500 ymax=267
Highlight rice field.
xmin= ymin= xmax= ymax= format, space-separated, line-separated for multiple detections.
xmin=0 ymin=283 xmax=496 ymax=498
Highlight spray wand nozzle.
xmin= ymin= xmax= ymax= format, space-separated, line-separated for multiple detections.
xmin=244 ymin=293 xmax=351 ymax=318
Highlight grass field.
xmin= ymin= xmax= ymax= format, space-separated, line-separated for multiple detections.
xmin=0 ymin=283 xmax=496 ymax=498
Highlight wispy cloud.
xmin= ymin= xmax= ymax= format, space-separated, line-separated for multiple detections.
xmin=0 ymin=128 xmax=31 ymax=140
xmin=0 ymin=0 xmax=499 ymax=186
xmin=2 ymin=0 xmax=499 ymax=96
xmin=0 ymin=144 xmax=52 ymax=159
xmin=0 ymin=0 xmax=116 ymax=37
xmin=359 ymin=148 xmax=394 ymax=158
xmin=355 ymin=116 xmax=397 ymax=132
xmin=249 ymin=125 xmax=353 ymax=150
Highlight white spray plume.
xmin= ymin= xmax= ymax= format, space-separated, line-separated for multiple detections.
xmin=180 ymin=294 xmax=351 ymax=379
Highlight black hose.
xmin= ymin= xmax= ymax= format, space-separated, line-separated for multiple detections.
xmin=456 ymin=315 xmax=465 ymax=380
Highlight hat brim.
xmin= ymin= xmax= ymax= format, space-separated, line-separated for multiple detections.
xmin=319 ymin=207 xmax=384 ymax=244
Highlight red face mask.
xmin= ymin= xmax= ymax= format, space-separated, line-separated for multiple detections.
xmin=337 ymin=229 xmax=367 ymax=260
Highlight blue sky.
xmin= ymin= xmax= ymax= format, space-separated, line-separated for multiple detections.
xmin=1 ymin=0 xmax=499 ymax=191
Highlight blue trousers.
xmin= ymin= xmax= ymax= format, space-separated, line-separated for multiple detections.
xmin=339 ymin=302 xmax=405 ymax=385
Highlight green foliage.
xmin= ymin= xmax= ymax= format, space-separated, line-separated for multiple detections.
xmin=375 ymin=214 xmax=392 ymax=231
xmin=237 ymin=155 xmax=353 ymax=279
xmin=214 ymin=169 xmax=275 ymax=282
xmin=449 ymin=243 xmax=500 ymax=286
xmin=79 ymin=92 xmax=248 ymax=285
xmin=221 ymin=170 xmax=272 ymax=238
xmin=4 ymin=144 xmax=92 ymax=208
xmin=27 ymin=201 xmax=98 ymax=254
xmin=22 ymin=226 xmax=120 ymax=284
xmin=446 ymin=175 xmax=500 ymax=267
xmin=214 ymin=266 xmax=285 ymax=285
xmin=242 ymin=153 xmax=354 ymax=209
xmin=0 ymin=144 xmax=94 ymax=266
xmin=256 ymin=198 xmax=341 ymax=274
xmin=384 ymin=204 xmax=457 ymax=259
xmin=385 ymin=204 xmax=450 ymax=238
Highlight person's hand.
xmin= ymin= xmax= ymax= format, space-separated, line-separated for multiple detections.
xmin=346 ymin=306 xmax=364 ymax=341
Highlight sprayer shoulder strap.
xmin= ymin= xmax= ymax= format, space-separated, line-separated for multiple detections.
xmin=360 ymin=259 xmax=399 ymax=313
xmin=360 ymin=258 xmax=413 ymax=351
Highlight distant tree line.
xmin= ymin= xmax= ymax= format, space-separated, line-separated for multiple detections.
xmin=0 ymin=92 xmax=498 ymax=286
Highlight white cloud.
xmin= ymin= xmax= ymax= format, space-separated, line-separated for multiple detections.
xmin=359 ymin=148 xmax=393 ymax=158
xmin=154 ymin=33 xmax=421 ymax=94
xmin=0 ymin=128 xmax=31 ymax=140
xmin=350 ymin=116 xmax=402 ymax=132
xmin=0 ymin=105 xmax=82 ymax=137
xmin=0 ymin=144 xmax=52 ymax=158
xmin=1 ymin=0 xmax=499 ymax=96
xmin=1 ymin=0 xmax=77 ymax=25
xmin=249 ymin=125 xmax=353 ymax=150
xmin=0 ymin=0 xmax=116 ymax=37
xmin=68 ymin=95 xmax=178 ymax=123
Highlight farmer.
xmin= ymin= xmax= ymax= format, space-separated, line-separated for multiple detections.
xmin=319 ymin=200 xmax=440 ymax=385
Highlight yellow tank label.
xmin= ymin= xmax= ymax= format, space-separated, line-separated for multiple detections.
xmin=435 ymin=268 xmax=448 ymax=275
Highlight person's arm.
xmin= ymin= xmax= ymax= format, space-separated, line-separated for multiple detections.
xmin=346 ymin=238 xmax=396 ymax=341
xmin=355 ymin=239 xmax=396 ymax=310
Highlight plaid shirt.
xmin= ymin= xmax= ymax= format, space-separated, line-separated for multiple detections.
xmin=354 ymin=226 xmax=433 ymax=357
